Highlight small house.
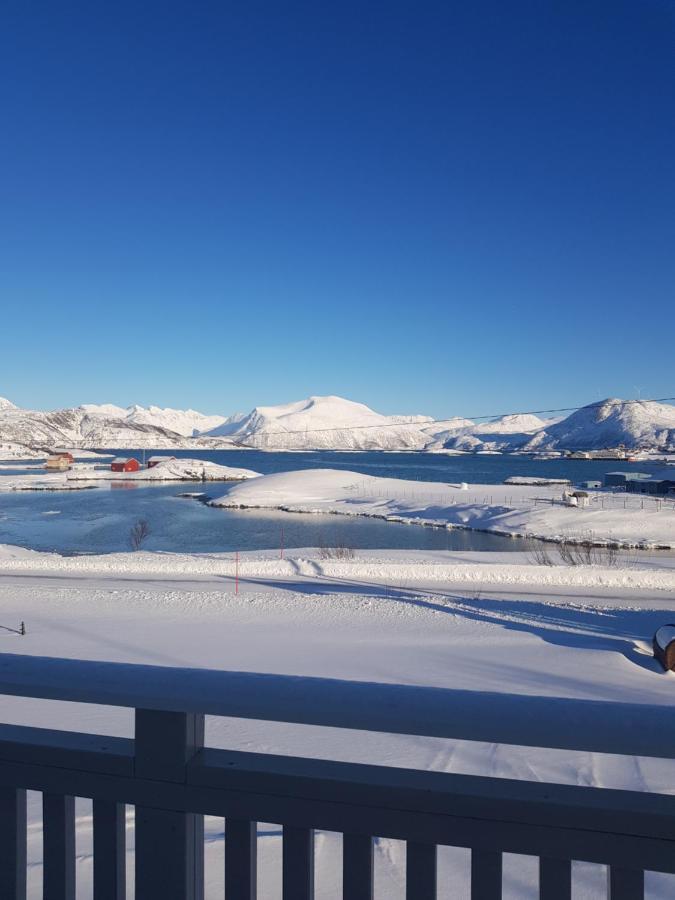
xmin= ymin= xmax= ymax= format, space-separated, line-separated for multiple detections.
xmin=111 ymin=457 xmax=140 ymax=473
xmin=653 ymin=625 xmax=675 ymax=671
xmin=580 ymin=480 xmax=601 ymax=490
xmin=571 ymin=490 xmax=590 ymax=508
xmin=147 ymin=456 xmax=175 ymax=469
xmin=54 ymin=451 xmax=75 ymax=463
xmin=45 ymin=455 xmax=71 ymax=471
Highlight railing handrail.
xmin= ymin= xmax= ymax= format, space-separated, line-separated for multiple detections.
xmin=0 ymin=653 xmax=673 ymax=760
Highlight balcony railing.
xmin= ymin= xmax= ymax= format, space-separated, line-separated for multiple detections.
xmin=0 ymin=652 xmax=673 ymax=899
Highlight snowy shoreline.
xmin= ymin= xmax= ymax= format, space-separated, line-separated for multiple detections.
xmin=210 ymin=468 xmax=675 ymax=549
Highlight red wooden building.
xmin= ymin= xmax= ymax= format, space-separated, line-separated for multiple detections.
xmin=110 ymin=457 xmax=140 ymax=473
xmin=56 ymin=451 xmax=75 ymax=463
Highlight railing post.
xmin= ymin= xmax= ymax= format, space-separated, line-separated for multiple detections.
xmin=0 ymin=787 xmax=26 ymax=900
xmin=406 ymin=842 xmax=436 ymax=900
xmin=607 ymin=867 xmax=644 ymax=900
xmin=225 ymin=819 xmax=257 ymax=900
xmin=343 ymin=833 xmax=373 ymax=899
xmin=283 ymin=825 xmax=314 ymax=900
xmin=134 ymin=709 xmax=205 ymax=900
xmin=539 ymin=857 xmax=571 ymax=899
xmin=43 ymin=793 xmax=75 ymax=900
xmin=93 ymin=800 xmax=126 ymax=900
xmin=471 ymin=850 xmax=502 ymax=899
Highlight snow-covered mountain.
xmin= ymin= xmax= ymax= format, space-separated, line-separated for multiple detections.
xmin=474 ymin=413 xmax=547 ymax=434
xmin=2 ymin=394 xmax=673 ymax=454
xmin=531 ymin=398 xmax=675 ymax=451
xmin=0 ymin=400 xmax=231 ymax=450
xmin=208 ymin=395 xmax=434 ymax=450
xmin=437 ymin=399 xmax=675 ymax=453
xmin=123 ymin=405 xmax=225 ymax=437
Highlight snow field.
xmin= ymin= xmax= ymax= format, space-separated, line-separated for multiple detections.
xmin=0 ymin=559 xmax=674 ymax=898
xmin=210 ymin=467 xmax=675 ymax=548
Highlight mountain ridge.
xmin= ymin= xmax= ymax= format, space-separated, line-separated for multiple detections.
xmin=1 ymin=395 xmax=673 ymax=453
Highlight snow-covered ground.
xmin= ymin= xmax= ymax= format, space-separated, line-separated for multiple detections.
xmin=211 ymin=468 xmax=675 ymax=548
xmin=0 ymin=544 xmax=673 ymax=898
xmin=0 ymin=441 xmax=46 ymax=460
xmin=66 ymin=458 xmax=260 ymax=482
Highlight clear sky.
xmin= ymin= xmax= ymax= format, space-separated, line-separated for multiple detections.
xmin=0 ymin=1 xmax=673 ymax=419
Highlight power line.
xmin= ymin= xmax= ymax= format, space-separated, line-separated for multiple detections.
xmin=230 ymin=395 xmax=675 ymax=442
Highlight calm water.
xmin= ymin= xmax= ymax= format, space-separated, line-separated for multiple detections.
xmin=0 ymin=450 xmax=667 ymax=555
xmin=97 ymin=448 xmax=671 ymax=484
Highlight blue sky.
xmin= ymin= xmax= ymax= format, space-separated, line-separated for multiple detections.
xmin=0 ymin=1 xmax=673 ymax=419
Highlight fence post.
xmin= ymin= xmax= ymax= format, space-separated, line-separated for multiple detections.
xmin=134 ymin=710 xmax=205 ymax=900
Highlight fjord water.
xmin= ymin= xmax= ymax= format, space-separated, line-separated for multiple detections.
xmin=100 ymin=448 xmax=661 ymax=484
xmin=0 ymin=450 xmax=662 ymax=555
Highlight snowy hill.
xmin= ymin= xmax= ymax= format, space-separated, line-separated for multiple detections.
xmin=0 ymin=399 xmax=231 ymax=450
xmin=532 ymin=398 xmax=675 ymax=451
xmin=208 ymin=395 xmax=434 ymax=450
xmin=123 ymin=405 xmax=226 ymax=437
xmin=436 ymin=399 xmax=675 ymax=453
xmin=474 ymin=413 xmax=547 ymax=434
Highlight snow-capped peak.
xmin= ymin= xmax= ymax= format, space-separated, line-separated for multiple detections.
xmin=208 ymin=395 xmax=434 ymax=449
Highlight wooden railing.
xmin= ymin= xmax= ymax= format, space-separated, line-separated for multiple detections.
xmin=0 ymin=653 xmax=673 ymax=899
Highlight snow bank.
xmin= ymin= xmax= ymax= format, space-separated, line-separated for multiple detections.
xmin=210 ymin=468 xmax=675 ymax=548
xmin=0 ymin=543 xmax=673 ymax=591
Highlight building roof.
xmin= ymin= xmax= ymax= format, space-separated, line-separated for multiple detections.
xmin=147 ymin=455 xmax=174 ymax=462
xmin=111 ymin=457 xmax=130 ymax=464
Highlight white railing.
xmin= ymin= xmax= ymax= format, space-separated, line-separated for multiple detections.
xmin=0 ymin=653 xmax=673 ymax=899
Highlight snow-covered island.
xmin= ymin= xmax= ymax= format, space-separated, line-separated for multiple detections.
xmin=66 ymin=457 xmax=261 ymax=482
xmin=211 ymin=467 xmax=675 ymax=548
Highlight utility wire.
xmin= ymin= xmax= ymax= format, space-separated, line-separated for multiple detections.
xmin=229 ymin=395 xmax=675 ymax=441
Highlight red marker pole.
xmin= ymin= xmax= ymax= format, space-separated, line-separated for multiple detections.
xmin=235 ymin=551 xmax=239 ymax=595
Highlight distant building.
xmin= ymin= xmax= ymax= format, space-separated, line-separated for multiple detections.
xmin=55 ymin=451 xmax=75 ymax=463
xmin=147 ymin=455 xmax=175 ymax=469
xmin=625 ymin=479 xmax=675 ymax=496
xmin=45 ymin=455 xmax=71 ymax=471
xmin=111 ymin=457 xmax=140 ymax=473
xmin=569 ymin=448 xmax=628 ymax=461
xmin=604 ymin=471 xmax=652 ymax=488
xmin=580 ymin=480 xmax=602 ymax=490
